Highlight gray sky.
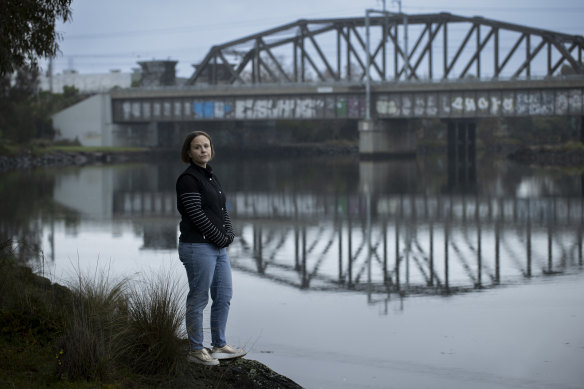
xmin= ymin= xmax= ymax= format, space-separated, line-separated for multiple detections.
xmin=47 ymin=0 xmax=584 ymax=78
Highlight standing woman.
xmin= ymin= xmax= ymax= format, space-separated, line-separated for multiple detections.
xmin=176 ymin=131 xmax=246 ymax=366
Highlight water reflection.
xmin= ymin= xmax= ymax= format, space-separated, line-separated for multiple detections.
xmin=1 ymin=155 xmax=582 ymax=312
xmin=229 ymin=192 xmax=583 ymax=293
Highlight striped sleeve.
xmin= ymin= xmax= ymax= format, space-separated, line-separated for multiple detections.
xmin=179 ymin=191 xmax=228 ymax=247
xmin=224 ymin=209 xmax=234 ymax=236
xmin=224 ymin=209 xmax=235 ymax=244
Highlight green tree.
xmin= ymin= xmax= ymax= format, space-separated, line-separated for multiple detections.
xmin=0 ymin=0 xmax=72 ymax=76
xmin=0 ymin=65 xmax=40 ymax=142
xmin=0 ymin=65 xmax=83 ymax=143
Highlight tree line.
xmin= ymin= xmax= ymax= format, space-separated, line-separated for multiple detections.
xmin=0 ymin=0 xmax=75 ymax=146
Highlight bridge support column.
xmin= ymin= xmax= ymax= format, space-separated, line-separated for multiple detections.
xmin=358 ymin=119 xmax=416 ymax=157
xmin=447 ymin=120 xmax=477 ymax=189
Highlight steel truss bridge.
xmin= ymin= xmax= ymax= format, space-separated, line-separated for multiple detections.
xmin=112 ymin=13 xmax=584 ymax=124
xmin=187 ymin=13 xmax=584 ymax=85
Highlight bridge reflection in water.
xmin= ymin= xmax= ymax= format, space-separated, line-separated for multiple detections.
xmin=115 ymin=188 xmax=583 ymax=309
xmin=227 ymin=192 xmax=582 ymax=299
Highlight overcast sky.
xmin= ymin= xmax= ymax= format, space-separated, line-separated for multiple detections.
xmin=45 ymin=0 xmax=584 ymax=78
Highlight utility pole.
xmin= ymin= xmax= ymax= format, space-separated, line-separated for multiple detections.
xmin=365 ymin=10 xmax=371 ymax=120
xmin=365 ymin=1 xmax=408 ymax=120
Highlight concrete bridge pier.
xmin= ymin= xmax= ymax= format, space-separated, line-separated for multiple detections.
xmin=358 ymin=119 xmax=417 ymax=157
xmin=447 ymin=119 xmax=477 ymax=189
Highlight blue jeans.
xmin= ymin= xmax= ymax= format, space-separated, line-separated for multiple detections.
xmin=178 ymin=242 xmax=233 ymax=351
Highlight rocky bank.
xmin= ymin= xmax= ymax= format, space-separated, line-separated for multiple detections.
xmin=508 ymin=145 xmax=584 ymax=167
xmin=0 ymin=142 xmax=359 ymax=171
xmin=0 ymin=149 xmax=153 ymax=171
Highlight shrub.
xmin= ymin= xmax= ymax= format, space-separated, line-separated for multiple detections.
xmin=113 ymin=269 xmax=186 ymax=376
xmin=58 ymin=264 xmax=128 ymax=381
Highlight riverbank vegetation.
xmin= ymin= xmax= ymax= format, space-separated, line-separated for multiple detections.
xmin=0 ymin=140 xmax=147 ymax=157
xmin=0 ymin=64 xmax=86 ymax=145
xmin=0 ymin=240 xmax=301 ymax=388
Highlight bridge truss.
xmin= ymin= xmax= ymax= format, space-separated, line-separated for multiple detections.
xmin=187 ymin=12 xmax=584 ymax=85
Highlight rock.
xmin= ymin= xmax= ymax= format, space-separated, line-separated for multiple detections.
xmin=176 ymin=358 xmax=303 ymax=389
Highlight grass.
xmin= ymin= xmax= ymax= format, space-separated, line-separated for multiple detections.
xmin=53 ymin=262 xmax=190 ymax=384
xmin=112 ymin=269 xmax=187 ymax=376
xmin=0 ymin=139 xmax=147 ymax=157
xmin=57 ymin=264 xmax=130 ymax=382
xmin=0 ymin=241 xmax=301 ymax=388
xmin=548 ymin=140 xmax=584 ymax=152
xmin=0 ymin=142 xmax=21 ymax=156
xmin=0 ymin=242 xmax=194 ymax=387
xmin=45 ymin=145 xmax=147 ymax=153
xmin=0 ymin=238 xmax=301 ymax=388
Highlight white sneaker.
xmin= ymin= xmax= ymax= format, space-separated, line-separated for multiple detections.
xmin=188 ymin=348 xmax=219 ymax=366
xmin=210 ymin=344 xmax=247 ymax=360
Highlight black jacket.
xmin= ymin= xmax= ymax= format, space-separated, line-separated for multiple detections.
xmin=176 ymin=163 xmax=234 ymax=247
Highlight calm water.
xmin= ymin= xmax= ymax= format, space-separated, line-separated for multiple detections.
xmin=1 ymin=152 xmax=583 ymax=389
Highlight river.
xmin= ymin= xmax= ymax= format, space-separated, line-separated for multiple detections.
xmin=1 ymin=151 xmax=583 ymax=389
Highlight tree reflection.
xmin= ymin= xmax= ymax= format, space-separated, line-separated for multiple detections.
xmin=0 ymin=168 xmax=81 ymax=265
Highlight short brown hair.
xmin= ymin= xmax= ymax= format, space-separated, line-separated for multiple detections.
xmin=180 ymin=131 xmax=215 ymax=163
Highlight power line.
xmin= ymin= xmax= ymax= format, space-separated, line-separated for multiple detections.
xmin=59 ymin=5 xmax=583 ymax=41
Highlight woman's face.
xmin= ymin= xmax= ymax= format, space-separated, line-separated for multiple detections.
xmin=188 ymin=135 xmax=212 ymax=167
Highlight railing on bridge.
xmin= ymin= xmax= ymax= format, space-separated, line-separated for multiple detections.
xmin=187 ymin=13 xmax=584 ymax=86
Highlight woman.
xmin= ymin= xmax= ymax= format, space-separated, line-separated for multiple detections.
xmin=176 ymin=130 xmax=246 ymax=366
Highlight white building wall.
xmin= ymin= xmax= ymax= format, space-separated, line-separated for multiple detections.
xmin=53 ymin=166 xmax=114 ymax=221
xmin=52 ymin=94 xmax=115 ymax=146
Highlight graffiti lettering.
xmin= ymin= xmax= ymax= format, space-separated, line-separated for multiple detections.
xmin=490 ymin=96 xmax=501 ymax=115
xmin=426 ymin=95 xmax=438 ymax=116
xmin=556 ymin=92 xmax=568 ymax=115
xmin=451 ymin=96 xmax=463 ymax=112
xmin=464 ymin=97 xmax=476 ymax=112
xmin=402 ymin=96 xmax=412 ymax=116
xmin=113 ymin=88 xmax=584 ymax=121
xmin=529 ymin=92 xmax=542 ymax=115
xmin=569 ymin=90 xmax=582 ymax=114
xmin=502 ymin=97 xmax=514 ymax=114
xmin=414 ymin=96 xmax=425 ymax=115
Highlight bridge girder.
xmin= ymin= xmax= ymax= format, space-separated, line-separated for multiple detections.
xmin=187 ymin=12 xmax=584 ymax=86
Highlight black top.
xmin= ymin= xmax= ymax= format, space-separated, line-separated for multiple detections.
xmin=176 ymin=163 xmax=234 ymax=248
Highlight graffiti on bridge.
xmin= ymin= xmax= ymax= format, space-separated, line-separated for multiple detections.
xmin=376 ymin=88 xmax=584 ymax=118
xmin=114 ymin=87 xmax=584 ymax=122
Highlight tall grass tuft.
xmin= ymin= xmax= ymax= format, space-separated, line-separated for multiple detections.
xmin=113 ymin=268 xmax=186 ymax=376
xmin=58 ymin=263 xmax=128 ymax=381
xmin=2 ymin=247 xmax=190 ymax=382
